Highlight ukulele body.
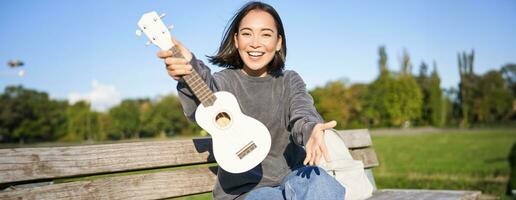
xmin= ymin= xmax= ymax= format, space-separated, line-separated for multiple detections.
xmin=195 ymin=91 xmax=272 ymax=173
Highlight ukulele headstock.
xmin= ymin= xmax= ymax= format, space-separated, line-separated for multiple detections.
xmin=136 ymin=11 xmax=174 ymax=50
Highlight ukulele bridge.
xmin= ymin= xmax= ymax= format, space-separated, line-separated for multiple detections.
xmin=236 ymin=141 xmax=257 ymax=159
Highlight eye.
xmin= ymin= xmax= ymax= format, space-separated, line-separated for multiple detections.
xmin=241 ymin=32 xmax=251 ymax=36
xmin=262 ymin=33 xmax=272 ymax=37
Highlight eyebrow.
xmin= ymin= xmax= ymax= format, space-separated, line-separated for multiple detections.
xmin=239 ymin=27 xmax=275 ymax=33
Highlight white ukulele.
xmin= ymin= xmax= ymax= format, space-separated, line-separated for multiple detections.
xmin=136 ymin=11 xmax=271 ymax=173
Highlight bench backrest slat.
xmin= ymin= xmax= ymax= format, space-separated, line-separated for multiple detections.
xmin=0 ymin=138 xmax=214 ymax=184
xmin=0 ymin=167 xmax=217 ymax=200
xmin=336 ymin=129 xmax=373 ymax=148
xmin=350 ymin=148 xmax=379 ymax=168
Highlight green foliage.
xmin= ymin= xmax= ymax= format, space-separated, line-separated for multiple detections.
xmin=429 ymin=67 xmax=445 ymax=127
xmin=109 ymin=99 xmax=143 ymax=139
xmin=141 ymin=95 xmax=201 ymax=137
xmin=378 ymin=46 xmax=388 ymax=74
xmin=0 ymin=86 xmax=203 ymax=144
xmin=400 ymin=48 xmax=413 ymax=75
xmin=62 ymin=101 xmax=92 ymax=142
xmin=472 ymin=70 xmax=513 ymax=122
xmin=61 ymin=101 xmax=108 ymax=142
xmin=458 ymin=50 xmax=476 ymax=127
xmin=417 ymin=62 xmax=445 ymax=127
xmin=363 ymin=50 xmax=423 ymax=127
xmin=311 ymin=81 xmax=349 ymax=129
xmin=501 ymin=63 xmax=516 ymax=97
xmin=396 ymin=74 xmax=423 ymax=126
xmin=347 ymin=84 xmax=369 ymax=128
xmin=0 ymin=85 xmax=67 ymax=143
xmin=311 ymin=80 xmax=367 ymax=129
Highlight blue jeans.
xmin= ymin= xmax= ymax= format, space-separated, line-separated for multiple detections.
xmin=245 ymin=166 xmax=346 ymax=200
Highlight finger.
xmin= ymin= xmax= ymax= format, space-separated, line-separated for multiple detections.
xmin=165 ymin=57 xmax=189 ymax=65
xmin=309 ymin=146 xmax=318 ymax=166
xmin=320 ymin=136 xmax=331 ymax=162
xmin=314 ymin=147 xmax=321 ymax=166
xmin=322 ymin=120 xmax=337 ymax=130
xmin=303 ymin=142 xmax=313 ymax=165
xmin=303 ymin=151 xmax=312 ymax=166
xmin=172 ymin=37 xmax=192 ymax=62
xmin=167 ymin=73 xmax=186 ymax=81
xmin=166 ymin=64 xmax=191 ymax=72
xmin=167 ymin=68 xmax=192 ymax=77
xmin=157 ymin=50 xmax=173 ymax=58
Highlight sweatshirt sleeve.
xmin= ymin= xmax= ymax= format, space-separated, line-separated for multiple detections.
xmin=177 ymin=54 xmax=219 ymax=122
xmin=287 ymin=71 xmax=324 ymax=146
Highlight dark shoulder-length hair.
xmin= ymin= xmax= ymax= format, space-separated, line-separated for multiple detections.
xmin=208 ymin=1 xmax=287 ymax=74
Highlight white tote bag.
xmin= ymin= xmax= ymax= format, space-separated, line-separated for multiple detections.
xmin=319 ymin=129 xmax=374 ymax=200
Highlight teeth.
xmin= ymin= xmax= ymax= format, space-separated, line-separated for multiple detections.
xmin=248 ymin=51 xmax=264 ymax=56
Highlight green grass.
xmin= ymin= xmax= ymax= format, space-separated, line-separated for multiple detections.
xmin=372 ymin=130 xmax=516 ymax=198
xmin=170 ymin=193 xmax=212 ymax=200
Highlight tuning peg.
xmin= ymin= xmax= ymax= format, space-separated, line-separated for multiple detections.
xmin=136 ymin=29 xmax=142 ymax=37
xmin=168 ymin=25 xmax=174 ymax=30
xmin=160 ymin=13 xmax=166 ymax=18
xmin=145 ymin=41 xmax=152 ymax=46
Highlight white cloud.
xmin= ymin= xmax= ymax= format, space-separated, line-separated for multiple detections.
xmin=68 ymin=80 xmax=121 ymax=112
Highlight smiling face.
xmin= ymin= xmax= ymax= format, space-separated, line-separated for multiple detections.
xmin=234 ymin=10 xmax=283 ymax=77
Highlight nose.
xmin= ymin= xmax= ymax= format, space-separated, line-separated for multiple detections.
xmin=250 ymin=36 xmax=261 ymax=49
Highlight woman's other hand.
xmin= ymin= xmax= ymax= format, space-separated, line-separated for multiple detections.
xmin=303 ymin=120 xmax=337 ymax=166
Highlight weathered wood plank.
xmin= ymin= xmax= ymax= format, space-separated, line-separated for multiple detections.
xmin=0 ymin=129 xmax=378 ymax=184
xmin=368 ymin=189 xmax=481 ymax=200
xmin=0 ymin=167 xmax=218 ymax=200
xmin=0 ymin=138 xmax=214 ymax=184
xmin=350 ymin=147 xmax=379 ymax=168
xmin=336 ymin=129 xmax=373 ymax=148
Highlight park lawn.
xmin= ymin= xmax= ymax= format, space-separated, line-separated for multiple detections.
xmin=372 ymin=130 xmax=516 ymax=198
xmin=173 ymin=129 xmax=516 ymax=199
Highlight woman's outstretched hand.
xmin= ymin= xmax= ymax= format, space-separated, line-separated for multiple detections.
xmin=157 ymin=38 xmax=194 ymax=81
xmin=303 ymin=120 xmax=337 ymax=166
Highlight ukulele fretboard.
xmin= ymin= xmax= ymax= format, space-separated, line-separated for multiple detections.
xmin=170 ymin=47 xmax=216 ymax=107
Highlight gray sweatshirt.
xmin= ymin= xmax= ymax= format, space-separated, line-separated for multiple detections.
xmin=177 ymin=55 xmax=323 ymax=200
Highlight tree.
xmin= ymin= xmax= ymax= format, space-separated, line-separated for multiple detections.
xmin=364 ymin=46 xmax=422 ymax=127
xmin=400 ymin=48 xmax=413 ymax=75
xmin=472 ymin=70 xmax=513 ymax=122
xmin=501 ymin=63 xmax=516 ymax=97
xmin=457 ymin=50 xmax=477 ymax=127
xmin=501 ymin=63 xmax=516 ymax=120
xmin=62 ymin=101 xmax=91 ymax=142
xmin=429 ymin=63 xmax=444 ymax=127
xmin=141 ymin=94 xmax=200 ymax=137
xmin=311 ymin=80 xmax=351 ymax=129
xmin=417 ymin=61 xmax=431 ymax=126
xmin=396 ymin=74 xmax=423 ymax=126
xmin=109 ymin=99 xmax=142 ymax=139
xmin=0 ymin=85 xmax=67 ymax=143
xmin=346 ymin=83 xmax=368 ymax=128
xmin=417 ymin=61 xmax=444 ymax=127
xmin=378 ymin=46 xmax=388 ymax=74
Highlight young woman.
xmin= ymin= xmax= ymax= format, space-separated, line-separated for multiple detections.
xmin=158 ymin=2 xmax=345 ymax=200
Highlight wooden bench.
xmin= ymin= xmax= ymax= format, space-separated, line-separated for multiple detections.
xmin=0 ymin=129 xmax=481 ymax=200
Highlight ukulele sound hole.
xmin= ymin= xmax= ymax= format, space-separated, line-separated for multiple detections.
xmin=215 ymin=112 xmax=231 ymax=128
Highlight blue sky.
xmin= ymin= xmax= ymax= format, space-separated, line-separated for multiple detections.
xmin=1 ymin=0 xmax=515 ymax=111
